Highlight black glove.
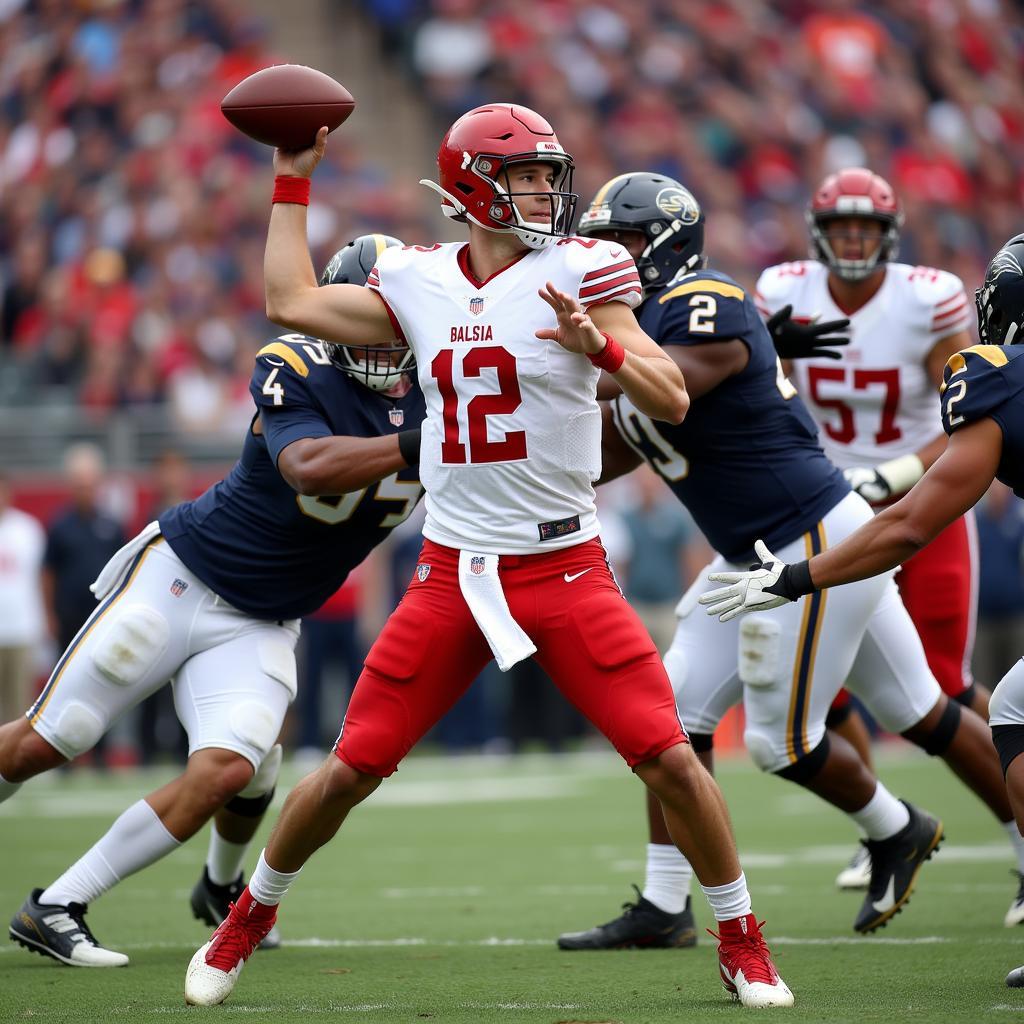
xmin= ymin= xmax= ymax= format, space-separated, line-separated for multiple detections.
xmin=766 ymin=304 xmax=851 ymax=360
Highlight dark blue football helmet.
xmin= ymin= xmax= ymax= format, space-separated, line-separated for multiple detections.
xmin=977 ymin=234 xmax=1024 ymax=346
xmin=319 ymin=234 xmax=416 ymax=389
xmin=576 ymin=172 xmax=704 ymax=297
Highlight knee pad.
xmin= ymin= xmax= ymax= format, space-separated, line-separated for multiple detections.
xmin=912 ymin=698 xmax=962 ymax=756
xmin=738 ymin=616 xmax=781 ymax=688
xmin=257 ymin=636 xmax=298 ymax=701
xmin=744 ymin=727 xmax=781 ymax=773
xmin=91 ymin=605 xmax=169 ymax=687
xmin=226 ymin=744 xmax=280 ymax=817
xmin=953 ymin=683 xmax=978 ymax=708
xmin=50 ymin=701 xmax=106 ymax=757
xmin=240 ymin=742 xmax=281 ymax=799
xmin=992 ymin=725 xmax=1024 ymax=779
xmin=689 ymin=732 xmax=714 ymax=754
xmin=229 ymin=701 xmax=280 ymax=761
xmin=774 ymin=734 xmax=831 ymax=785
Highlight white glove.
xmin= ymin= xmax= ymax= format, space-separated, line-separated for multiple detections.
xmin=844 ymin=454 xmax=924 ymax=504
xmin=698 ymin=540 xmax=796 ymax=622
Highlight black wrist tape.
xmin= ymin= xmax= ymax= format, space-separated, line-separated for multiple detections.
xmin=397 ymin=427 xmax=421 ymax=466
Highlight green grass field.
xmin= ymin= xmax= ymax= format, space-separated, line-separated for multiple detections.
xmin=2 ymin=747 xmax=1022 ymax=1023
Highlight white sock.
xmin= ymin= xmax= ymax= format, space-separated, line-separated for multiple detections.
xmin=0 ymin=769 xmax=21 ymax=804
xmin=641 ymin=843 xmax=692 ymax=914
xmin=849 ymin=782 xmax=910 ymax=840
xmin=1004 ymin=820 xmax=1024 ymax=873
xmin=248 ymin=848 xmax=301 ymax=907
xmin=701 ymin=872 xmax=752 ymax=922
xmin=41 ymin=799 xmax=179 ymax=906
xmin=206 ymin=827 xmax=250 ymax=887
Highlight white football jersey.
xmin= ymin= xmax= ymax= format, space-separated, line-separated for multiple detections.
xmin=755 ymin=260 xmax=971 ymax=469
xmin=368 ymin=238 xmax=642 ymax=554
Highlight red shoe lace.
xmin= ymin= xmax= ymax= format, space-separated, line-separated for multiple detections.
xmin=204 ymin=902 xmax=275 ymax=971
xmin=707 ymin=920 xmax=779 ymax=986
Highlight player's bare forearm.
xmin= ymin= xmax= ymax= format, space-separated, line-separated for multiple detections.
xmin=589 ymin=302 xmax=688 ymax=423
xmin=277 ymin=433 xmax=414 ymax=496
xmin=613 ymin=349 xmax=688 ymax=425
xmin=809 ymin=419 xmax=1002 ymax=589
xmin=264 ymin=201 xmax=320 ymax=327
xmin=597 ymin=402 xmax=643 ymax=484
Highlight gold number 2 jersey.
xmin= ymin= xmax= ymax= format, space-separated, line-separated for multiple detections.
xmin=368 ymin=238 xmax=642 ymax=554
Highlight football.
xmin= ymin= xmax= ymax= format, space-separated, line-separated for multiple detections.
xmin=221 ymin=64 xmax=355 ymax=150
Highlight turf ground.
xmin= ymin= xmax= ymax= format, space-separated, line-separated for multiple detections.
xmin=1 ymin=746 xmax=1022 ymax=1023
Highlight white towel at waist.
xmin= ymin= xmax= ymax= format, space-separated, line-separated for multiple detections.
xmin=457 ymin=550 xmax=536 ymax=672
xmin=90 ymin=521 xmax=161 ymax=601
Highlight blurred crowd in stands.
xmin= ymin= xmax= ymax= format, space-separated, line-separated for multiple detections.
xmin=0 ymin=0 xmax=431 ymax=434
xmin=365 ymin=0 xmax=1024 ymax=290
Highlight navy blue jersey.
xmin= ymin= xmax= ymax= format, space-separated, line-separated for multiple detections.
xmin=941 ymin=344 xmax=1024 ymax=497
xmin=160 ymin=334 xmax=425 ymax=619
xmin=614 ymin=269 xmax=849 ymax=563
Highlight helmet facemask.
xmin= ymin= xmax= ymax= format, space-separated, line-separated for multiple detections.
xmin=326 ymin=340 xmax=416 ymax=392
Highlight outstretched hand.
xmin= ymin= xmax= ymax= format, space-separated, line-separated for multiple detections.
xmin=273 ymin=125 xmax=328 ymax=179
xmin=697 ymin=540 xmax=795 ymax=621
xmin=766 ymin=304 xmax=851 ymax=360
xmin=535 ymin=282 xmax=606 ymax=356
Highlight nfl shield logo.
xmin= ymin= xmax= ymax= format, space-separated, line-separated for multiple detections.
xmin=470 ymin=556 xmax=486 ymax=575
xmin=416 ymin=564 xmax=431 ymax=582
xmin=170 ymin=578 xmax=189 ymax=597
xmin=469 ymin=297 xmax=485 ymax=316
xmin=388 ymin=408 xmax=404 ymax=427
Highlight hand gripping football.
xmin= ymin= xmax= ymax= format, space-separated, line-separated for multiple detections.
xmin=221 ymin=64 xmax=355 ymax=150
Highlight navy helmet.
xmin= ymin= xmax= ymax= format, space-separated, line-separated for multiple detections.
xmin=976 ymin=234 xmax=1024 ymax=346
xmin=577 ymin=172 xmax=704 ymax=296
xmin=319 ymin=234 xmax=416 ymax=389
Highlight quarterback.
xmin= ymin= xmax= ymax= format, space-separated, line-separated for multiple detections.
xmin=701 ymin=233 xmax=1024 ymax=989
xmin=2 ymin=237 xmax=424 ymax=966
xmin=184 ymin=105 xmax=792 ymax=1011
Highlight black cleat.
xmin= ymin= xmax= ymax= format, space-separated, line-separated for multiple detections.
xmin=9 ymin=889 xmax=128 ymax=967
xmin=190 ymin=868 xmax=280 ymax=950
xmin=557 ymin=886 xmax=697 ymax=950
xmin=853 ymin=801 xmax=943 ymax=934
xmin=1007 ymin=964 xmax=1024 ymax=987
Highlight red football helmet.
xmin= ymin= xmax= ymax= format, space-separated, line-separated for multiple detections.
xmin=807 ymin=168 xmax=903 ymax=281
xmin=419 ymin=103 xmax=577 ymax=250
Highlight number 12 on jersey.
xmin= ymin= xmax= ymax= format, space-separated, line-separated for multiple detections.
xmin=432 ymin=346 xmax=528 ymax=465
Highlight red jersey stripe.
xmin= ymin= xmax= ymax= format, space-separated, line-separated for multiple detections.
xmin=582 ymin=259 xmax=635 ymax=283
xmin=579 ymin=272 xmax=641 ymax=299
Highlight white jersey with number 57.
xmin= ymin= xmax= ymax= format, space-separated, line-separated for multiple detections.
xmin=368 ymin=238 xmax=642 ymax=554
xmin=755 ymin=260 xmax=970 ymax=470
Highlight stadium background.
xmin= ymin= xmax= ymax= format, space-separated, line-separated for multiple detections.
xmin=1 ymin=0 xmax=1023 ymax=764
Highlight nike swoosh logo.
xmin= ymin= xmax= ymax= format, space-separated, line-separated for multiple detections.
xmin=564 ymin=569 xmax=594 ymax=583
xmin=872 ymin=875 xmax=897 ymax=913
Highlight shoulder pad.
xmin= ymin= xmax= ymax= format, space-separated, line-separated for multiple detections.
xmin=651 ymin=271 xmax=751 ymax=342
xmin=941 ymin=345 xmax=1016 ymax=434
xmin=255 ymin=334 xmax=319 ymax=379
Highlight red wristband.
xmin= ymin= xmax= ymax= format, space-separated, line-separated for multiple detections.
xmin=272 ymin=175 xmax=311 ymax=206
xmin=587 ymin=331 xmax=626 ymax=373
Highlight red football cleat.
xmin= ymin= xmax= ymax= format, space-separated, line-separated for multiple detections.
xmin=184 ymin=887 xmax=277 ymax=1006
xmin=710 ymin=914 xmax=794 ymax=1008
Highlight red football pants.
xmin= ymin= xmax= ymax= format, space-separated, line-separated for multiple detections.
xmin=831 ymin=511 xmax=977 ymax=714
xmin=335 ymin=538 xmax=686 ymax=776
